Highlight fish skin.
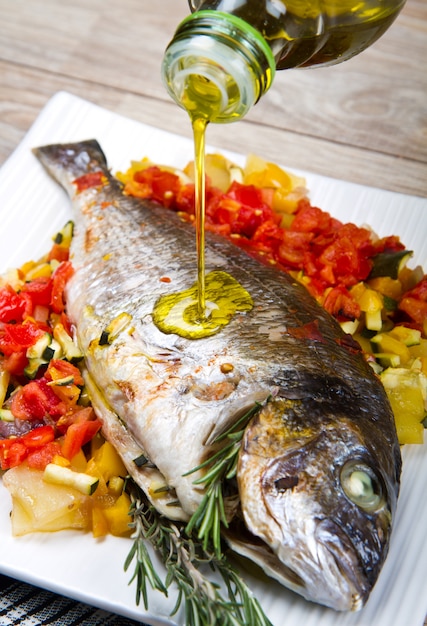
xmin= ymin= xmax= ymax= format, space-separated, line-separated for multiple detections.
xmin=33 ymin=140 xmax=401 ymax=612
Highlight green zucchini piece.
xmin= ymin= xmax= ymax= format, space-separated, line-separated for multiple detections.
xmin=43 ymin=463 xmax=99 ymax=495
xmin=24 ymin=357 xmax=48 ymax=380
xmin=53 ymin=324 xmax=83 ymax=362
xmin=100 ymin=312 xmax=133 ymax=346
xmin=54 ymin=220 xmax=74 ymax=246
xmin=47 ymin=374 xmax=75 ymax=387
xmin=26 ymin=333 xmax=52 ymax=360
xmin=369 ymin=250 xmax=413 ymax=279
xmin=42 ymin=338 xmax=63 ymax=361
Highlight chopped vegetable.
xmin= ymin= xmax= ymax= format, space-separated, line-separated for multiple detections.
xmin=2 ymin=463 xmax=91 ymax=535
xmin=43 ymin=463 xmax=99 ymax=495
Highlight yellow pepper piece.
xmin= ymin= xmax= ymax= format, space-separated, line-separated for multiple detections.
xmin=358 ymin=288 xmax=383 ymax=313
xmin=24 ymin=262 xmax=53 ymax=280
xmin=103 ymin=493 xmax=132 ymax=536
xmin=367 ymin=276 xmax=402 ymax=300
xmin=371 ymin=333 xmax=411 ymax=365
xmin=349 ymin=281 xmax=366 ymax=301
xmin=273 ymin=188 xmax=300 ymax=214
xmin=86 ymin=458 xmax=109 ymax=497
xmin=381 ymin=368 xmax=426 ymax=445
xmin=245 ymin=162 xmax=292 ymax=192
xmin=353 ymin=333 xmax=373 ymax=355
xmin=108 ymin=476 xmax=125 ymax=497
xmin=92 ymin=506 xmax=109 ymax=538
xmin=0 ymin=369 xmax=10 ymax=407
xmin=93 ymin=441 xmax=127 ymax=482
xmin=355 ymin=288 xmax=383 ymax=331
xmin=395 ymin=420 xmax=424 ymax=445
xmin=52 ymin=455 xmax=71 ymax=468
xmin=389 ymin=326 xmax=421 ymax=347
xmin=70 ymin=449 xmax=88 ymax=472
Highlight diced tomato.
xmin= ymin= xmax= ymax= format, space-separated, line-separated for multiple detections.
xmin=0 ymin=439 xmax=28 ymax=470
xmin=322 ymin=285 xmax=361 ymax=320
xmin=206 ymin=182 xmax=278 ymax=240
xmin=133 ymin=167 xmax=181 ymax=208
xmin=374 ymin=234 xmax=405 ymax=254
xmin=402 ymin=276 xmax=427 ymax=301
xmin=0 ymin=320 xmax=45 ymax=356
xmin=27 ymin=441 xmax=63 ymax=470
xmin=50 ymin=261 xmax=74 ymax=314
xmin=276 ymin=230 xmax=314 ymax=269
xmin=21 ymin=277 xmax=53 ymax=307
xmin=0 ymin=425 xmax=58 ymax=470
xmin=73 ymin=171 xmax=106 ymax=192
xmin=226 ymin=181 xmax=265 ymax=209
xmin=0 ymin=285 xmax=27 ymax=323
xmin=61 ymin=415 xmax=102 ymax=460
xmin=175 ymin=183 xmax=196 ymax=214
xmin=251 ymin=220 xmax=285 ymax=254
xmin=58 ymin=312 xmax=74 ymax=337
xmin=46 ymin=359 xmax=84 ymax=386
xmin=11 ymin=378 xmax=66 ymax=421
xmin=2 ymin=351 xmax=29 ymax=376
xmin=318 ymin=232 xmax=373 ymax=287
xmin=55 ymin=406 xmax=92 ymax=434
xmin=399 ymin=296 xmax=427 ymax=323
xmin=291 ymin=202 xmax=341 ymax=235
xmin=205 ymin=221 xmax=232 ymax=237
xmin=398 ymin=276 xmax=427 ymax=331
xmin=48 ymin=243 xmax=70 ymax=263
xmin=20 ymin=424 xmax=55 ymax=448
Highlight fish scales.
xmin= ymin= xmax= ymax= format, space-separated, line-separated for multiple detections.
xmin=33 ymin=140 xmax=401 ymax=612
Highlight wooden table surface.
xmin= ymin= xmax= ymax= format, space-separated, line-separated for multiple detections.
xmin=1 ymin=0 xmax=426 ymax=197
xmin=0 ymin=1 xmax=426 ymax=625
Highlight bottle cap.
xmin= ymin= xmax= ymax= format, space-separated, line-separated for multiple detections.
xmin=162 ymin=11 xmax=276 ymax=123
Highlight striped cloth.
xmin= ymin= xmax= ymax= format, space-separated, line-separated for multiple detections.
xmin=0 ymin=575 xmax=147 ymax=625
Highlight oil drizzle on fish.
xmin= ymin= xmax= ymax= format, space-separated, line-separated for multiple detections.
xmin=152 ymin=270 xmax=253 ymax=339
xmin=154 ymin=72 xmax=251 ymax=338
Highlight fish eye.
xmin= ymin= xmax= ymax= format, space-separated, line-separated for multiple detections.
xmin=340 ymin=460 xmax=384 ymax=512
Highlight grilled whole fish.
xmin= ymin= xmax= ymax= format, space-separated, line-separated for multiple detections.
xmin=34 ymin=140 xmax=401 ymax=612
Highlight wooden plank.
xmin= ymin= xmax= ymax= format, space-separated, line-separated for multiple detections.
xmin=0 ymin=61 xmax=426 ymax=196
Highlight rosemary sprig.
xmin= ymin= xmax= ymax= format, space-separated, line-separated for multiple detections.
xmin=125 ymin=484 xmax=273 ymax=626
xmin=185 ymin=400 xmax=267 ymax=556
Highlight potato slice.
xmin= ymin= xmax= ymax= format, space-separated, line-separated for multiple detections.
xmin=3 ymin=463 xmax=90 ymax=535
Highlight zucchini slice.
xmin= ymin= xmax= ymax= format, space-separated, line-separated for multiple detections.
xmin=369 ymin=250 xmax=413 ymax=279
xmin=43 ymin=463 xmax=99 ymax=495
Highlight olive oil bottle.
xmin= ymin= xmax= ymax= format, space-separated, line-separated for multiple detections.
xmin=162 ymin=0 xmax=406 ymax=123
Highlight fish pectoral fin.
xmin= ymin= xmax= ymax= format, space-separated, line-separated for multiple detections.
xmin=203 ymin=391 xmax=272 ymax=446
xmin=82 ymin=367 xmax=188 ymax=522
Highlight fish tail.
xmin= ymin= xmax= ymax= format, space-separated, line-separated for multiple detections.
xmin=33 ymin=139 xmax=108 ymax=192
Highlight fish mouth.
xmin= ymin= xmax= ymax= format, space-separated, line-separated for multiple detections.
xmin=314 ymin=518 xmax=370 ymax=611
xmin=225 ymin=516 xmax=368 ymax=611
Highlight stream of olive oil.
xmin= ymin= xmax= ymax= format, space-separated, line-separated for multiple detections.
xmin=192 ymin=115 xmax=208 ymax=319
xmin=152 ymin=74 xmax=253 ymax=339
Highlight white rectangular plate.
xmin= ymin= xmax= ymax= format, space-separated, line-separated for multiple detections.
xmin=0 ymin=92 xmax=426 ymax=626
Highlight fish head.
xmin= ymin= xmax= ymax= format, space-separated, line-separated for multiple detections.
xmin=236 ymin=396 xmax=400 ymax=611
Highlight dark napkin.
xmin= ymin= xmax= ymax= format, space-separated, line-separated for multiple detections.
xmin=0 ymin=574 xmax=149 ymax=625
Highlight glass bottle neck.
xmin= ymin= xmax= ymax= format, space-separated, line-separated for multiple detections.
xmin=161 ymin=11 xmax=276 ymax=123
